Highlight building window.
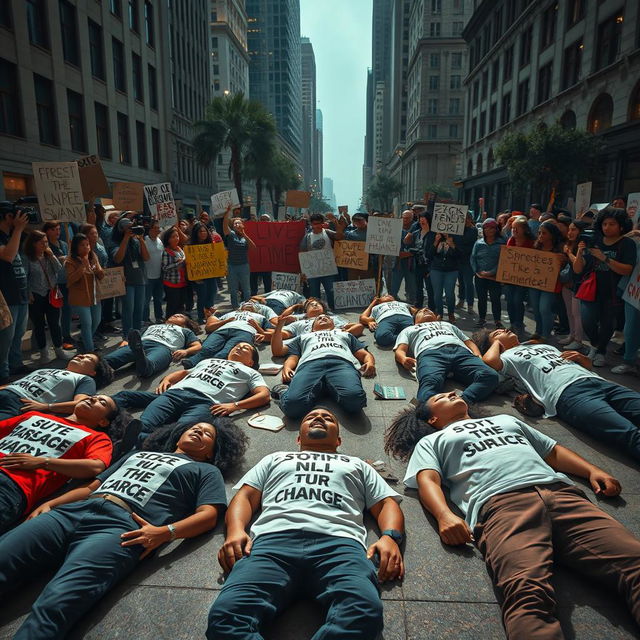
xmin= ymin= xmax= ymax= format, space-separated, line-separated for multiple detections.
xmin=112 ymin=38 xmax=126 ymax=92
xmin=470 ymin=118 xmax=477 ymax=143
xmin=503 ymin=45 xmax=514 ymax=80
xmin=449 ymin=97 xmax=460 ymax=114
xmin=110 ymin=0 xmax=122 ymax=17
xmin=0 ymin=2 xmax=12 ymax=29
xmin=427 ymin=124 xmax=438 ymax=138
xmin=430 ymin=53 xmax=440 ymax=68
xmin=493 ymin=9 xmax=503 ymax=43
xmin=453 ymin=0 xmax=464 ymax=13
xmin=472 ymin=80 xmax=479 ymax=106
xmin=431 ymin=0 xmax=441 ymax=14
xmin=26 ymin=0 xmax=49 ymax=48
xmin=477 ymin=153 xmax=483 ymax=173
xmin=136 ymin=121 xmax=147 ymax=168
xmin=129 ymin=0 xmax=139 ymax=32
xmin=520 ymin=26 xmax=532 ymax=67
xmin=595 ymin=12 xmax=624 ymax=70
xmin=501 ymin=92 xmax=511 ymax=126
xmin=587 ymin=93 xmax=613 ymax=133
xmin=429 ymin=22 xmax=441 ymax=37
xmin=427 ymin=98 xmax=438 ymax=115
xmin=629 ymin=83 xmax=640 ymax=121
xmin=450 ymin=75 xmax=461 ymax=89
xmin=566 ymin=0 xmax=584 ymax=29
xmin=152 ymin=126 xmax=161 ymax=171
xmin=67 ymin=89 xmax=86 ymax=152
xmin=88 ymin=19 xmax=105 ymax=80
xmin=467 ymin=159 xmax=473 ymax=177
xmin=0 ymin=58 xmax=22 ymax=137
xmin=449 ymin=124 xmax=459 ymax=138
xmin=59 ymin=1 xmax=79 ymax=66
xmin=451 ymin=52 xmax=462 ymax=69
xmin=34 ymin=74 xmax=58 ymax=145
xmin=452 ymin=22 xmax=464 ymax=37
xmin=489 ymin=103 xmax=497 ymax=131
xmin=559 ymin=109 xmax=576 ymax=129
xmin=537 ymin=62 xmax=553 ymax=104
xmin=117 ymin=112 xmax=130 ymax=163
xmin=561 ymin=40 xmax=582 ymax=89
xmin=148 ymin=64 xmax=158 ymax=110
xmin=481 ymin=70 xmax=488 ymax=100
xmin=479 ymin=111 xmax=486 ymax=138
xmin=94 ymin=102 xmax=111 ymax=158
xmin=516 ymin=79 xmax=529 ymax=116
xmin=132 ymin=53 xmax=143 ymax=102
xmin=429 ymin=75 xmax=439 ymax=90
xmin=144 ymin=1 xmax=154 ymax=47
xmin=540 ymin=4 xmax=557 ymax=50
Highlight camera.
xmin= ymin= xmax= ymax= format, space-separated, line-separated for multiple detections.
xmin=578 ymin=228 xmax=596 ymax=247
xmin=14 ymin=196 xmax=41 ymax=224
xmin=20 ymin=207 xmax=40 ymax=224
xmin=131 ymin=225 xmax=145 ymax=235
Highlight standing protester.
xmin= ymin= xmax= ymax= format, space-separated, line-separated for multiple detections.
xmin=389 ymin=210 xmax=417 ymax=304
xmin=299 ymin=213 xmax=337 ymax=310
xmin=455 ymin=212 xmax=478 ymax=313
xmin=79 ymin=223 xmax=108 ymax=268
xmin=429 ymin=231 xmax=461 ymax=323
xmin=161 ymin=226 xmax=188 ymax=318
xmin=405 ymin=212 xmax=434 ymax=309
xmin=208 ymin=407 xmax=404 ymax=640
xmin=614 ymin=230 xmax=640 ymax=375
xmin=143 ymin=220 xmax=165 ymax=324
xmin=528 ymin=203 xmax=543 ymax=235
xmin=65 ymin=233 xmax=105 ymax=353
xmin=223 ymin=207 xmax=256 ymax=309
xmin=22 ymin=230 xmax=68 ymax=362
xmin=190 ymin=221 xmax=223 ymax=323
xmin=359 ymin=295 xmax=416 ymax=347
xmin=470 ymin=218 xmax=505 ymax=329
xmin=573 ymin=207 xmax=636 ymax=366
xmin=505 ymin=215 xmax=535 ymax=337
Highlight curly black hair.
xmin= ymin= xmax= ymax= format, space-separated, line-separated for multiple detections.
xmin=470 ymin=328 xmax=493 ymax=355
xmin=594 ymin=206 xmax=632 ymax=236
xmin=103 ymin=409 xmax=139 ymax=460
xmin=142 ymin=418 xmax=249 ymax=477
xmin=94 ymin=354 xmax=115 ymax=388
xmin=384 ymin=403 xmax=437 ymax=461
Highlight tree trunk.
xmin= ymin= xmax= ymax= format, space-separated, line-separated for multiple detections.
xmin=256 ymin=178 xmax=263 ymax=213
xmin=230 ymin=142 xmax=243 ymax=205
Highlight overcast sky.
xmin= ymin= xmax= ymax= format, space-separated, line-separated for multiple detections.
xmin=300 ymin=0 xmax=372 ymax=212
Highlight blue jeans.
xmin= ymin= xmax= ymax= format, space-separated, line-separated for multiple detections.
xmin=280 ymin=357 xmax=367 ymax=418
xmin=506 ymin=285 xmax=527 ymax=326
xmin=122 ymin=284 xmax=146 ymax=338
xmin=430 ymin=270 xmax=458 ymax=316
xmin=475 ymin=276 xmax=502 ymax=323
xmin=416 ymin=344 xmax=499 ymax=404
xmin=0 ymin=303 xmax=28 ymax=377
xmin=390 ymin=260 xmax=416 ymax=303
xmin=414 ymin=265 xmax=434 ymax=309
xmin=374 ymin=313 xmax=413 ymax=347
xmin=308 ymin=275 xmax=336 ymax=310
xmin=71 ymin=305 xmax=102 ymax=351
xmin=556 ymin=377 xmax=640 ymax=461
xmin=580 ymin=295 xmax=619 ymax=355
xmin=207 ymin=530 xmax=383 ymax=640
xmin=227 ymin=262 xmax=251 ymax=309
xmin=0 ymin=499 xmax=141 ymax=639
xmin=528 ymin=289 xmax=557 ymax=338
xmin=144 ymin=278 xmax=164 ymax=322
xmin=0 ymin=389 xmax=24 ymax=421
xmin=194 ymin=278 xmax=218 ymax=322
xmin=458 ymin=261 xmax=475 ymax=306
xmin=105 ymin=341 xmax=172 ymax=377
xmin=0 ymin=472 xmax=27 ymax=534
xmin=186 ymin=328 xmax=253 ymax=368
xmin=59 ymin=284 xmax=72 ymax=339
xmin=623 ymin=302 xmax=640 ymax=364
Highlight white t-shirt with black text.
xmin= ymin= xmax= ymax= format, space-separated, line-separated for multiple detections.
xmin=285 ymin=315 xmax=347 ymax=337
xmin=394 ymin=321 xmax=471 ymax=358
xmin=371 ymin=301 xmax=412 ymax=323
xmin=287 ymin=330 xmax=364 ymax=369
xmin=5 ymin=369 xmax=96 ymax=403
xmin=219 ymin=311 xmax=269 ymax=336
xmin=265 ymin=289 xmax=305 ymax=307
xmin=142 ymin=324 xmax=199 ymax=352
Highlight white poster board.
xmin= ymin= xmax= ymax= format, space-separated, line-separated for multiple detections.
xmin=211 ymin=189 xmax=240 ymax=217
xmin=334 ymin=279 xmax=377 ymax=309
xmin=432 ymin=203 xmax=468 ymax=235
xmin=575 ymin=182 xmax=592 ymax=217
xmin=298 ymin=248 xmax=338 ymax=278
xmin=626 ymin=192 xmax=640 ymax=225
xmin=32 ymin=162 xmax=86 ymax=223
xmin=364 ymin=216 xmax=403 ymax=256
xmin=272 ymin=272 xmax=302 ymax=292
xmin=144 ymin=182 xmax=177 ymax=227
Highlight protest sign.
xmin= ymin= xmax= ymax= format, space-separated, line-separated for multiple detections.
xmin=338 ymin=205 xmax=348 ymax=215
xmin=272 ymin=272 xmax=302 ymax=292
xmin=365 ymin=216 xmax=403 ymax=256
xmin=184 ymin=243 xmax=227 ymax=280
xmin=495 ymin=246 xmax=562 ymax=292
xmin=623 ymin=261 xmax=640 ymax=311
xmin=245 ymin=221 xmax=306 ymax=273
xmin=298 ymin=248 xmax=338 ymax=279
xmin=626 ymin=192 xmax=640 ymax=225
xmin=285 ymin=190 xmax=311 ymax=208
xmin=210 ymin=188 xmax=240 ymax=217
xmin=76 ymin=155 xmax=109 ymax=199
xmin=97 ymin=267 xmax=126 ymax=300
xmin=575 ymin=182 xmax=592 ymax=217
xmin=145 ymin=182 xmax=177 ymax=227
xmin=32 ymin=162 xmax=86 ymax=224
xmin=334 ymin=240 xmax=368 ymax=270
xmin=334 ymin=279 xmax=376 ymax=309
xmin=432 ymin=203 xmax=468 ymax=235
xmin=113 ymin=182 xmax=144 ymax=211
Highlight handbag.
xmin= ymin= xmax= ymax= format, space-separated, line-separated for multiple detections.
xmin=40 ymin=257 xmax=64 ymax=308
xmin=575 ymin=271 xmax=596 ymax=302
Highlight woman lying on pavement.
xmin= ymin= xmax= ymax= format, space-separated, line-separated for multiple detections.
xmin=359 ymin=295 xmax=417 ymax=347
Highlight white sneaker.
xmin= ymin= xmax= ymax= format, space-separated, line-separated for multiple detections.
xmin=558 ymin=335 xmax=574 ymax=346
xmin=587 ymin=347 xmax=597 ymax=360
xmin=565 ymin=341 xmax=584 ymax=350
xmin=611 ymin=363 xmax=638 ymax=375
xmin=592 ymin=353 xmax=606 ymax=367
xmin=54 ymin=347 xmax=73 ymax=360
xmin=39 ymin=347 xmax=53 ymax=363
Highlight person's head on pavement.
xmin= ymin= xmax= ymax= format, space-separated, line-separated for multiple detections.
xmin=310 ymin=314 xmax=335 ymax=332
xmin=296 ymin=407 xmax=341 ymax=453
xmin=227 ymin=341 xmax=260 ymax=369
xmin=414 ymin=308 xmax=440 ymax=324
xmin=67 ymin=352 xmax=114 ymax=388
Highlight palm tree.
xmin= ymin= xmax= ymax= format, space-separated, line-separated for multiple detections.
xmin=243 ymin=121 xmax=277 ymax=213
xmin=367 ymin=173 xmax=403 ymax=212
xmin=192 ymin=93 xmax=276 ymax=205
xmin=265 ymin=152 xmax=302 ymax=219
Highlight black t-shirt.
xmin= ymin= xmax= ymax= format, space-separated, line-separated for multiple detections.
xmin=0 ymin=230 xmax=28 ymax=305
xmin=593 ymin=235 xmax=637 ymax=298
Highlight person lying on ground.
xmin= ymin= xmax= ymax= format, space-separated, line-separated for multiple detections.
xmin=360 ymin=295 xmax=417 ymax=347
xmin=274 ymin=297 xmax=364 ymax=338
xmin=250 ymin=288 xmax=305 ymax=315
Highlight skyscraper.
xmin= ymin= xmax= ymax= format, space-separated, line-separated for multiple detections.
xmin=315 ymin=108 xmax=323 ymax=194
xmin=301 ymin=37 xmax=317 ymax=189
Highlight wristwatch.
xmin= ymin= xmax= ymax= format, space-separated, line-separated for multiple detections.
xmin=167 ymin=523 xmax=177 ymax=541
xmin=380 ymin=529 xmax=404 ymax=545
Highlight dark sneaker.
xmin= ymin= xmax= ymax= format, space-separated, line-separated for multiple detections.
xmin=182 ymin=358 xmax=194 ymax=370
xmin=127 ymin=329 xmax=152 ymax=377
xmin=270 ymin=383 xmax=289 ymax=404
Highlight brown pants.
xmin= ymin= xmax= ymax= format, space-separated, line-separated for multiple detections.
xmin=474 ymin=483 xmax=640 ymax=639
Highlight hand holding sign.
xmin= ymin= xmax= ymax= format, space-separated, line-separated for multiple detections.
xmin=432 ymin=203 xmax=467 ymax=236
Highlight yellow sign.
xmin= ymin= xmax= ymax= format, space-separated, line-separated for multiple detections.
xmin=184 ymin=243 xmax=227 ymax=280
xmin=334 ymin=240 xmax=368 ymax=270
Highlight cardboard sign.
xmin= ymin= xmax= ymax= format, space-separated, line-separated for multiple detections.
xmin=184 ymin=243 xmax=227 ymax=280
xmin=211 ymin=188 xmax=240 ymax=217
xmin=285 ymin=190 xmax=311 ymax=208
xmin=365 ymin=216 xmax=403 ymax=256
xmin=76 ymin=155 xmax=109 ymax=199
xmin=338 ymin=205 xmax=348 ymax=215
xmin=272 ymin=272 xmax=302 ymax=292
xmin=97 ymin=267 xmax=126 ymax=300
xmin=432 ymin=203 xmax=468 ymax=235
xmin=334 ymin=278 xmax=376 ymax=309
xmin=298 ymin=248 xmax=338 ymax=279
xmin=575 ymin=182 xmax=592 ymax=217
xmin=626 ymin=192 xmax=640 ymax=225
xmin=32 ymin=162 xmax=86 ymax=223
xmin=623 ymin=260 xmax=640 ymax=311
xmin=145 ymin=183 xmax=177 ymax=227
xmin=495 ymin=246 xmax=562 ymax=292
xmin=334 ymin=240 xmax=368 ymax=270
xmin=245 ymin=221 xmax=306 ymax=273
xmin=113 ymin=182 xmax=144 ymax=211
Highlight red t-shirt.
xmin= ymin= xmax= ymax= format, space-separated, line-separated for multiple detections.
xmin=506 ymin=236 xmax=535 ymax=248
xmin=0 ymin=411 xmax=113 ymax=512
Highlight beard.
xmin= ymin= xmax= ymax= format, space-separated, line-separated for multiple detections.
xmin=307 ymin=426 xmax=328 ymax=439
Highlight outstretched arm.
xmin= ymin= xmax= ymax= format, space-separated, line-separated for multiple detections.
xmin=368 ymin=497 xmax=405 ymax=582
xmin=270 ymin=316 xmax=291 ymax=357
xmin=482 ymin=339 xmax=504 ymax=371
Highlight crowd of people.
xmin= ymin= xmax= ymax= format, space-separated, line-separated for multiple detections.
xmin=0 ymin=195 xmax=639 ymax=639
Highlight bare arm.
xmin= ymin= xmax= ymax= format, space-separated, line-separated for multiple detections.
xmin=359 ymin=298 xmax=378 ymax=326
xmin=394 ymin=343 xmax=416 ymax=371
xmin=0 ymin=454 xmax=106 ymax=478
xmin=0 ymin=212 xmax=28 ymax=263
xmin=368 ymin=497 xmax=405 ymax=582
xmin=354 ymin=348 xmax=376 ymax=378
xmin=156 ymin=369 xmax=190 ymax=393
xmin=138 ymin=237 xmax=150 ymax=261
xmin=270 ymin=316 xmax=290 ymax=357
xmin=112 ymin=230 xmax=133 ymax=264
xmin=20 ymin=393 xmax=91 ymax=415
xmin=481 ymin=340 xmax=504 ymax=371
xmin=28 ymin=479 xmax=102 ymax=517
xmin=281 ymin=354 xmax=299 ymax=383
xmin=464 ymin=339 xmax=482 ymax=358
xmin=222 ymin=206 xmax=233 ymax=235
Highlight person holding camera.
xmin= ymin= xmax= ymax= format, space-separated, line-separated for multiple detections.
xmin=223 ymin=206 xmax=256 ymax=309
xmin=161 ymin=226 xmax=188 ymax=318
xmin=110 ymin=213 xmax=149 ymax=344
xmin=428 ymin=231 xmax=461 ymax=323
xmin=405 ymin=211 xmax=434 ymax=309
